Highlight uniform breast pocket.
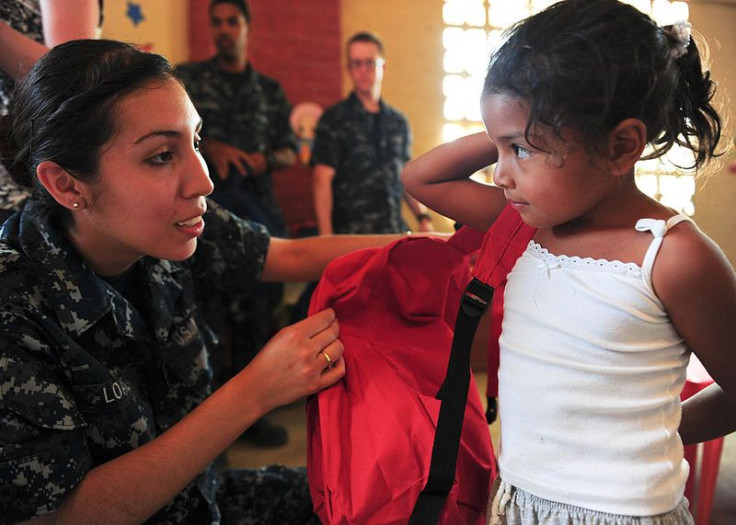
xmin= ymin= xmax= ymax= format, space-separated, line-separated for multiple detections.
xmin=70 ymin=365 xmax=155 ymax=448
xmin=72 ymin=366 xmax=135 ymax=412
xmin=161 ymin=315 xmax=211 ymax=385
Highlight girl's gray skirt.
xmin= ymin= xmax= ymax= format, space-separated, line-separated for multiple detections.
xmin=487 ymin=477 xmax=694 ymax=525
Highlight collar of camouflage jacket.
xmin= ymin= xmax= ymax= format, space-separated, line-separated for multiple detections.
xmin=3 ymin=201 xmax=184 ymax=343
xmin=347 ymin=91 xmax=389 ymax=116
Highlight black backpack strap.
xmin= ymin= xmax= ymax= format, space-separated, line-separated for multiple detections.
xmin=409 ymin=278 xmax=494 ymax=525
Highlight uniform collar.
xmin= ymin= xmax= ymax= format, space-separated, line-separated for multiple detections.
xmin=347 ymin=91 xmax=388 ymax=115
xmin=7 ymin=201 xmax=183 ymax=342
xmin=137 ymin=256 xmax=188 ymax=346
xmin=208 ymin=58 xmax=257 ymax=82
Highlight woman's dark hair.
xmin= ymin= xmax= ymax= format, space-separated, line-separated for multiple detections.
xmin=0 ymin=39 xmax=175 ymax=222
xmin=483 ymin=0 xmax=722 ymax=170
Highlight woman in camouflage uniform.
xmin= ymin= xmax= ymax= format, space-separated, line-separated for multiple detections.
xmin=0 ymin=39 xmax=401 ymax=524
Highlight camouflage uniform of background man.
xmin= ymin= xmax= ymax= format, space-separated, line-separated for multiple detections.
xmin=175 ymin=0 xmax=297 ymax=447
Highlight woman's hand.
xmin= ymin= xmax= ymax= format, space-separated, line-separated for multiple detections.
xmin=245 ymin=308 xmax=345 ymax=412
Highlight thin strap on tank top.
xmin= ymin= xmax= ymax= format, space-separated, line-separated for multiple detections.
xmin=635 ymin=215 xmax=693 ymax=290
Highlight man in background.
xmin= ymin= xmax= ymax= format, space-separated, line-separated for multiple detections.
xmin=175 ymin=0 xmax=297 ymax=448
xmin=176 ymin=0 xmax=296 ymax=236
xmin=311 ymin=31 xmax=433 ymax=235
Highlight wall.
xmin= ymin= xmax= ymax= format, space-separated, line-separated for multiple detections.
xmin=102 ymin=0 xmax=189 ymax=65
xmin=689 ymin=2 xmax=736 ymax=267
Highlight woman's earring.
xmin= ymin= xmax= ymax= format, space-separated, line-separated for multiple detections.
xmin=72 ymin=202 xmax=80 ymax=209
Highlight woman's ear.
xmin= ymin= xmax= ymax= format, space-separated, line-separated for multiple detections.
xmin=607 ymin=118 xmax=647 ymax=177
xmin=36 ymin=161 xmax=87 ymax=210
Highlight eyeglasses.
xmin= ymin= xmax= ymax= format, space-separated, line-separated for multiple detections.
xmin=348 ymin=58 xmax=385 ymax=70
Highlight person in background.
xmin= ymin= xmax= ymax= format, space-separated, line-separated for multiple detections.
xmin=311 ymin=31 xmax=434 ymax=236
xmin=402 ymin=1 xmax=735 ymax=523
xmin=0 ymin=39 xmax=419 ymax=524
xmin=0 ymin=0 xmax=102 ymax=223
xmin=174 ymin=0 xmax=296 ymax=447
xmin=175 ymin=0 xmax=295 ymax=236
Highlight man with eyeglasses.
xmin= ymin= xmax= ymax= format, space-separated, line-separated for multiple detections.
xmin=311 ymin=32 xmax=433 ymax=236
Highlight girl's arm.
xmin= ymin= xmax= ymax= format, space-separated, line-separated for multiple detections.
xmin=401 ymin=132 xmax=507 ymax=231
xmin=679 ymin=384 xmax=736 ymax=443
xmin=0 ymin=0 xmax=99 ymax=80
xmin=653 ymin=224 xmax=736 ymax=444
xmin=24 ymin=309 xmax=343 ymax=524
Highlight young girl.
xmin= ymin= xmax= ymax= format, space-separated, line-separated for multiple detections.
xmin=402 ymin=0 xmax=736 ymax=523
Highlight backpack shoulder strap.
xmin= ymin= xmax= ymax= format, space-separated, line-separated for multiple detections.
xmin=411 ymin=204 xmax=535 ymax=524
xmin=482 ymin=205 xmax=536 ymax=421
xmin=473 ymin=203 xmax=536 ymax=286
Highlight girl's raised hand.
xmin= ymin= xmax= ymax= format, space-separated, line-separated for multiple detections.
xmin=401 ymin=132 xmax=507 ymax=231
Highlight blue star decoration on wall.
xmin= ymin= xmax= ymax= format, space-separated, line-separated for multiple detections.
xmin=126 ymin=2 xmax=145 ymax=26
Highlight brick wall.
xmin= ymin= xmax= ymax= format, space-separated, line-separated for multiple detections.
xmin=187 ymin=0 xmax=343 ymax=236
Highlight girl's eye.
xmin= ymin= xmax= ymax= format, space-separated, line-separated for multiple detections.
xmin=511 ymin=144 xmax=532 ymax=159
xmin=148 ymin=150 xmax=174 ymax=165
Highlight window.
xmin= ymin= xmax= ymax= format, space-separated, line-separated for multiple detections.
xmin=442 ymin=0 xmax=695 ymax=214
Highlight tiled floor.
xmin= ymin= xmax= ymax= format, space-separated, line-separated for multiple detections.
xmin=226 ymin=372 xmax=735 ymax=524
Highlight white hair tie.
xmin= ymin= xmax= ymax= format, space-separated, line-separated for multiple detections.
xmin=668 ymin=21 xmax=692 ymax=59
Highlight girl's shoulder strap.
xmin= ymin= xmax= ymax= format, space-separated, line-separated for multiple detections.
xmin=635 ymin=214 xmax=694 ymax=290
xmin=472 ymin=204 xmax=537 ymax=287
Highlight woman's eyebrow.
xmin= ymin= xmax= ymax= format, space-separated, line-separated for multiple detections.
xmin=134 ymin=120 xmax=203 ymax=144
xmin=134 ymin=129 xmax=182 ymax=145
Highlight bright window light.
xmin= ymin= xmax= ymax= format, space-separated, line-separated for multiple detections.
xmin=487 ymin=1 xmax=530 ymax=28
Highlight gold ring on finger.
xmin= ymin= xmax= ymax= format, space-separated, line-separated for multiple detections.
xmin=321 ymin=351 xmax=334 ymax=368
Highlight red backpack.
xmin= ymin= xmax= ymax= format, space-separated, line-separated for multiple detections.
xmin=306 ymin=205 xmax=535 ymax=525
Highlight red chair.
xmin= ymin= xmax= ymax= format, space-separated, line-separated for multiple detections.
xmin=680 ymin=354 xmax=724 ymax=525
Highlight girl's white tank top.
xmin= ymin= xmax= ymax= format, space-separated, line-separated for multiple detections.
xmin=498 ymin=215 xmax=693 ymax=515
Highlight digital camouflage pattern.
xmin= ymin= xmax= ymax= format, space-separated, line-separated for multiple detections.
xmin=216 ymin=467 xmax=320 ymax=524
xmin=175 ymin=60 xmax=297 ymax=237
xmin=0 ymin=199 xmax=316 ymax=523
xmin=310 ymin=92 xmax=412 ymax=234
